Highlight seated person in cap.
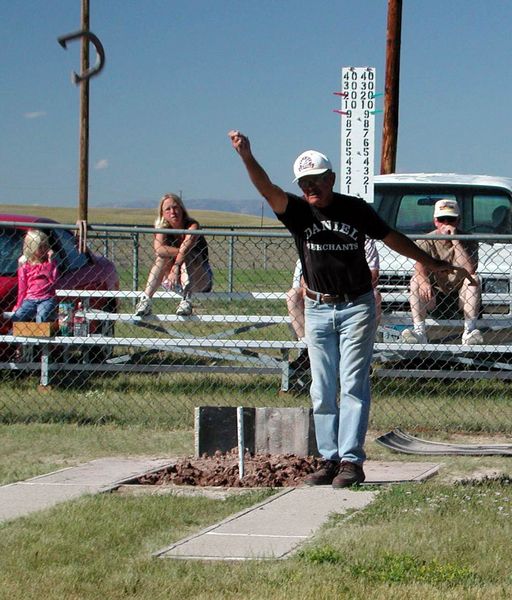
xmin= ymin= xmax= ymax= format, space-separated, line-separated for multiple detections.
xmin=287 ymin=238 xmax=382 ymax=373
xmin=402 ymin=199 xmax=483 ymax=345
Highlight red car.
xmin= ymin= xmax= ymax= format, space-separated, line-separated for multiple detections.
xmin=0 ymin=214 xmax=119 ymax=337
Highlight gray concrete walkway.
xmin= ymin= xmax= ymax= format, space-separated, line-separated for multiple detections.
xmin=156 ymin=460 xmax=439 ymax=561
xmin=0 ymin=457 xmax=439 ymax=560
xmin=155 ymin=487 xmax=376 ymax=561
xmin=0 ymin=457 xmax=172 ymax=523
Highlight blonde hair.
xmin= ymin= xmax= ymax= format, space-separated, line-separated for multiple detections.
xmin=154 ymin=193 xmax=191 ymax=229
xmin=23 ymin=229 xmax=49 ymax=263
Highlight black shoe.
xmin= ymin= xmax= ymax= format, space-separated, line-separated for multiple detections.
xmin=331 ymin=461 xmax=365 ymax=488
xmin=303 ymin=460 xmax=339 ymax=486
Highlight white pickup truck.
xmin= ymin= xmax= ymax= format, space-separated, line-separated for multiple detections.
xmin=373 ymin=173 xmax=512 ymax=316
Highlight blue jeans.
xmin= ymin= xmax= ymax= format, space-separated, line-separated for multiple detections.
xmin=304 ymin=291 xmax=376 ymax=465
xmin=11 ymin=298 xmax=57 ymax=323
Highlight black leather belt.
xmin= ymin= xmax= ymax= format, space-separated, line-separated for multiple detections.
xmin=305 ymin=288 xmax=365 ymax=304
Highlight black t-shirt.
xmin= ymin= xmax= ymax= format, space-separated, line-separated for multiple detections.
xmin=277 ymin=192 xmax=391 ymax=296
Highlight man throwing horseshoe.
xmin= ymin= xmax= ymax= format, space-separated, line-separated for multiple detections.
xmin=228 ymin=130 xmax=466 ymax=488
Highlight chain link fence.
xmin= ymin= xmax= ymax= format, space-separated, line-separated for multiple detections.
xmin=1 ymin=219 xmax=512 ymax=433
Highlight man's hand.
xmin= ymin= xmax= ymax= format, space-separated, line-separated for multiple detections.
xmin=417 ymin=276 xmax=433 ymax=304
xmin=439 ymin=223 xmax=457 ymax=236
xmin=228 ymin=130 xmax=251 ymax=159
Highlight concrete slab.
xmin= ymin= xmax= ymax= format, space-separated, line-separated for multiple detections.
xmin=195 ymin=406 xmax=256 ymax=456
xmin=254 ymin=407 xmax=318 ymax=456
xmin=155 ymin=488 xmax=376 ymax=560
xmin=364 ymin=460 xmax=439 ymax=483
xmin=0 ymin=457 xmax=172 ymax=523
xmin=0 ymin=483 xmax=100 ymax=522
xmin=195 ymin=406 xmax=318 ymax=457
xmin=25 ymin=457 xmax=174 ymax=489
xmin=0 ymin=456 xmax=440 ymax=562
xmin=156 ymin=460 xmax=440 ymax=561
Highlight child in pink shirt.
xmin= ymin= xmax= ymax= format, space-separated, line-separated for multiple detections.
xmin=12 ymin=229 xmax=59 ymax=323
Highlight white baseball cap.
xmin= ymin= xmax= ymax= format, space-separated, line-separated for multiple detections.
xmin=433 ymin=199 xmax=460 ymax=218
xmin=293 ymin=150 xmax=332 ymax=182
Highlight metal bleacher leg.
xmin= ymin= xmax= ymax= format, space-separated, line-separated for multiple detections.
xmin=21 ymin=343 xmax=34 ymax=362
xmin=280 ymin=349 xmax=291 ymax=392
xmin=40 ymin=344 xmax=50 ymax=387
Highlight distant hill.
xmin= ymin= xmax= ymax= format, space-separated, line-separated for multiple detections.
xmin=5 ymin=196 xmax=277 ymax=220
xmin=187 ymin=198 xmax=275 ymax=219
xmin=121 ymin=197 xmax=276 ymax=220
xmin=0 ymin=203 xmax=279 ymax=228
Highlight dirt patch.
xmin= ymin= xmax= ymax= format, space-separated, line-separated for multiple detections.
xmin=133 ymin=449 xmax=324 ymax=488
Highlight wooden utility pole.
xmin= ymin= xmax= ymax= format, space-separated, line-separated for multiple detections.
xmin=380 ymin=0 xmax=402 ymax=174
xmin=79 ymin=0 xmax=90 ymax=223
xmin=58 ymin=0 xmax=105 ymax=250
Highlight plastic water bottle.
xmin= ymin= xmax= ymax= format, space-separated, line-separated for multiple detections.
xmin=58 ymin=301 xmax=74 ymax=336
xmin=73 ymin=302 xmax=89 ymax=337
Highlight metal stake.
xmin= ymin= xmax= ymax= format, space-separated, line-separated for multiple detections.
xmin=237 ymin=407 xmax=245 ymax=480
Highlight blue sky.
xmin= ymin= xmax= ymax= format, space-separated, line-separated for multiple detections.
xmin=2 ymin=1 xmax=512 ymax=210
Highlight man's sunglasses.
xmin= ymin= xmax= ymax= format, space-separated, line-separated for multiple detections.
xmin=298 ymin=172 xmax=330 ymax=190
xmin=436 ymin=216 xmax=458 ymax=223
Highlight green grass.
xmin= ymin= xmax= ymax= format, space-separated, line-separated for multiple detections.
xmin=0 ymin=491 xmax=276 ymax=600
xmin=1 ymin=420 xmax=510 ymax=485
xmin=0 ymin=422 xmax=194 ymax=484
xmin=2 ymin=424 xmax=512 ymax=597
xmin=0 ymin=372 xmax=309 ymax=428
xmin=213 ymin=268 xmax=293 ymax=291
xmin=371 ymin=377 xmax=512 ymax=433
xmin=296 ymin=478 xmax=512 ymax=591
xmin=2 ymin=371 xmax=512 ymax=435
xmin=2 ymin=447 xmax=512 ymax=598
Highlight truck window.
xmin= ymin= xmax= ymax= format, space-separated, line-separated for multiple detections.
xmin=472 ymin=194 xmax=512 ymax=233
xmin=395 ymin=194 xmax=456 ymax=234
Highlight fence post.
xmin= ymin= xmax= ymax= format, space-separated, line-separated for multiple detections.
xmin=132 ymin=231 xmax=140 ymax=305
xmin=102 ymin=231 xmax=109 ymax=258
xmin=227 ymin=233 xmax=235 ymax=295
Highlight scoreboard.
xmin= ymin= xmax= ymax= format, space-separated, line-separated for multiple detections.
xmin=340 ymin=67 xmax=376 ymax=203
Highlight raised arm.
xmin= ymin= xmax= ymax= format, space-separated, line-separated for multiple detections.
xmin=228 ymin=130 xmax=288 ymax=214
